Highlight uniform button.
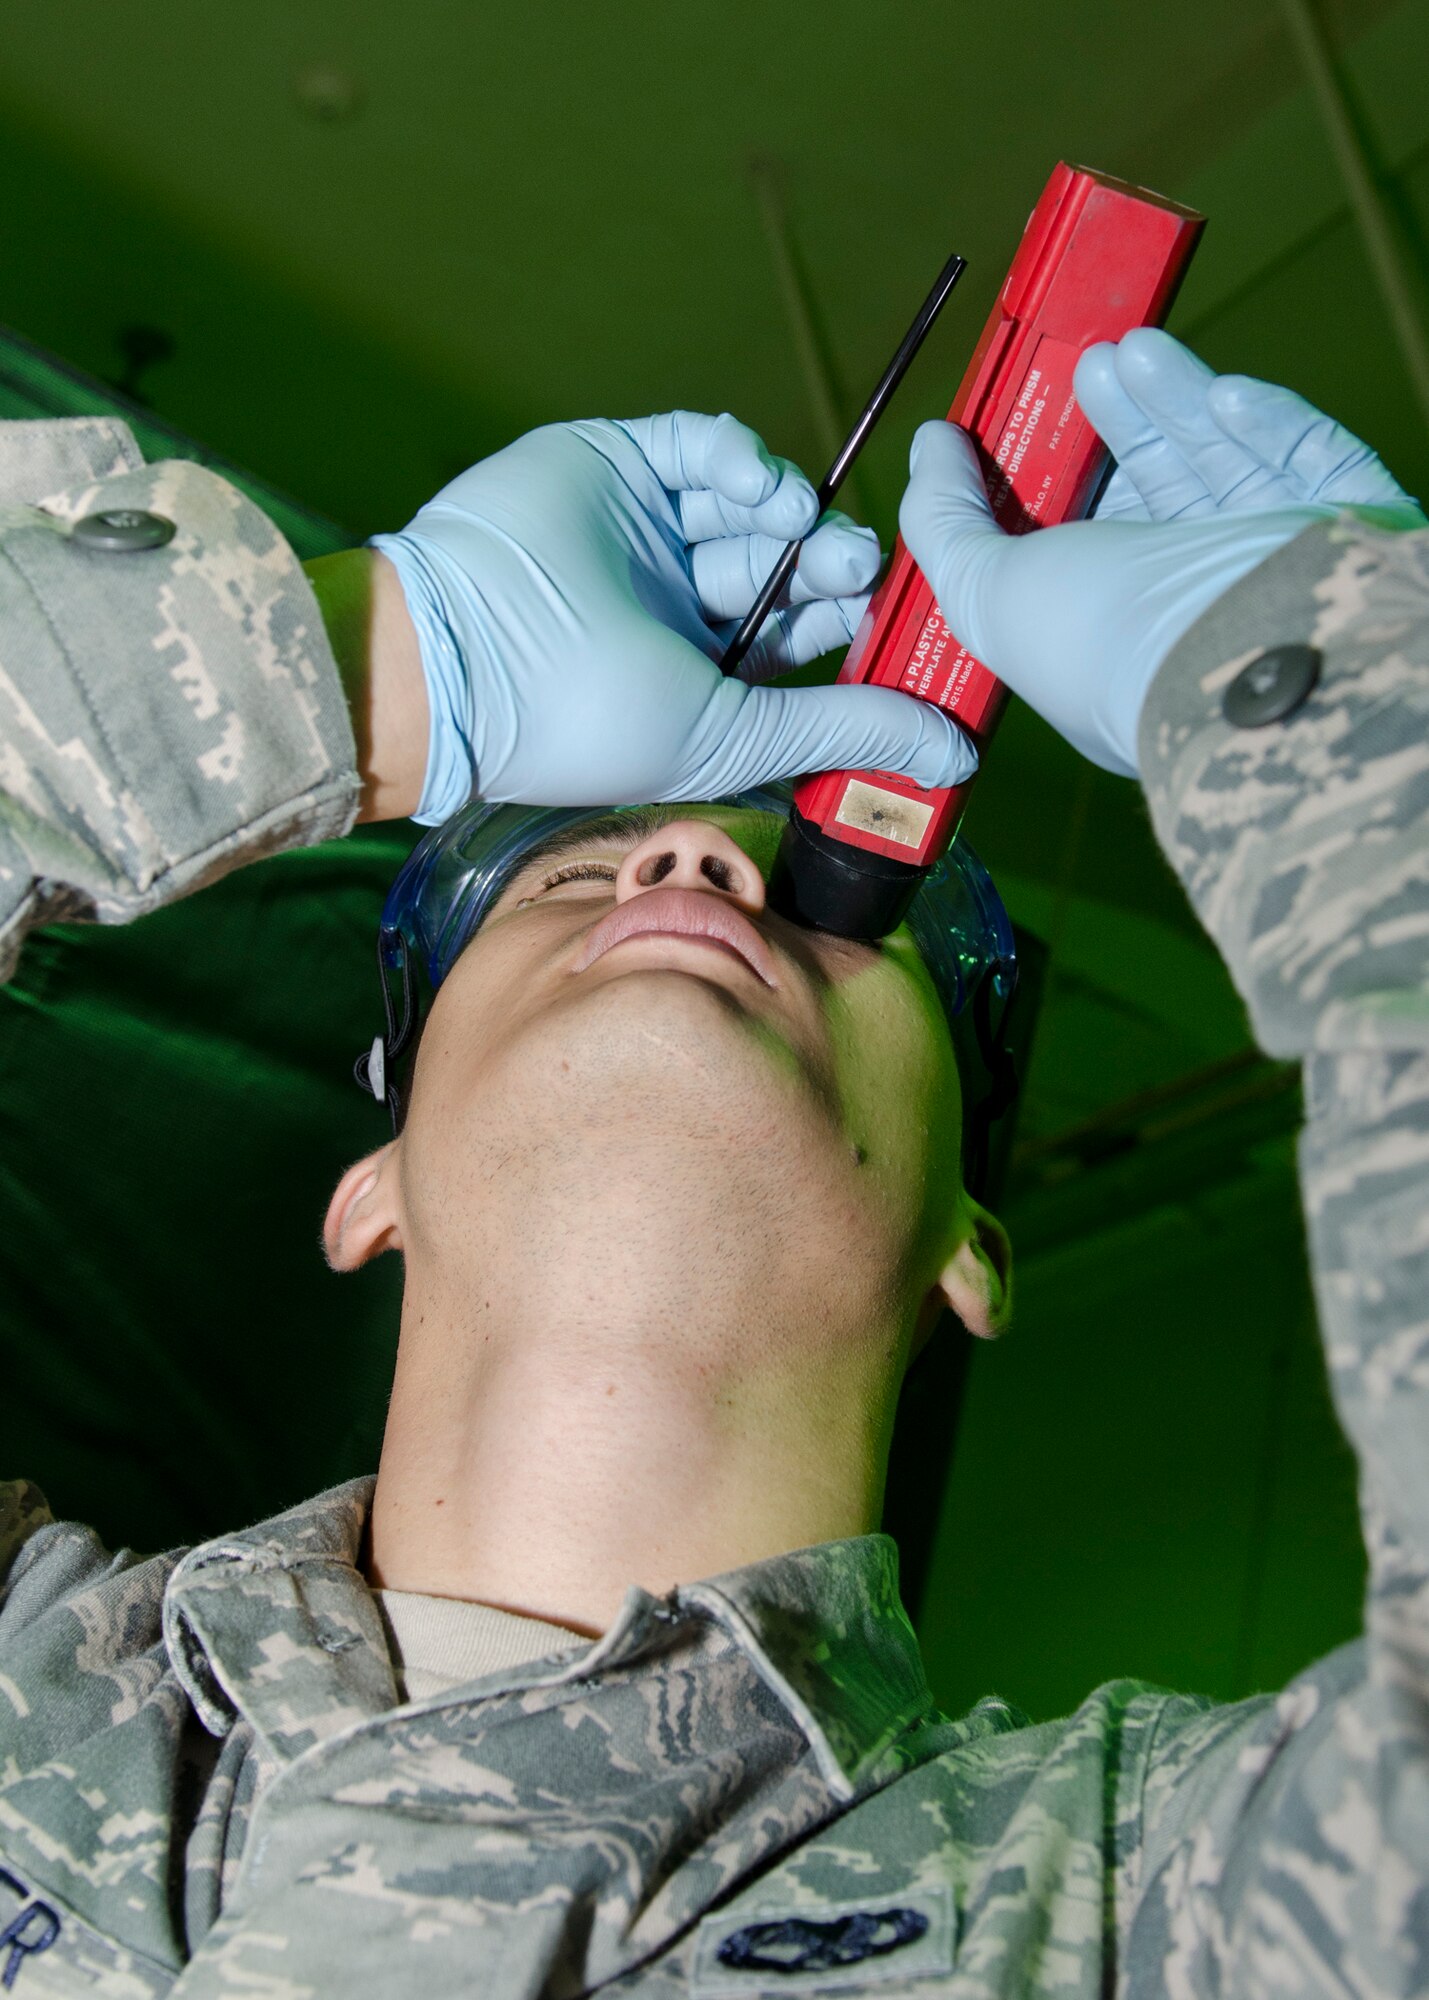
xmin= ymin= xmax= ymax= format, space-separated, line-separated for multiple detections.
xmin=1222 ymin=644 xmax=1321 ymax=728
xmin=71 ymin=507 xmax=176 ymax=553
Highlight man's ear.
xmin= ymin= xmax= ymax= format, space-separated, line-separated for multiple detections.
xmin=931 ymin=1196 xmax=1012 ymax=1341
xmin=323 ymin=1142 xmax=404 ymax=1272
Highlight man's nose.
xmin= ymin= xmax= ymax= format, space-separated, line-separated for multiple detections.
xmin=614 ymin=820 xmax=766 ymax=916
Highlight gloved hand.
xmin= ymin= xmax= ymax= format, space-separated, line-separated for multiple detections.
xmin=373 ymin=411 xmax=977 ymax=822
xmin=899 ymin=328 xmax=1424 ymax=775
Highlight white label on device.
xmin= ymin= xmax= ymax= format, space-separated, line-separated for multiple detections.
xmin=834 ymin=781 xmax=933 ymax=849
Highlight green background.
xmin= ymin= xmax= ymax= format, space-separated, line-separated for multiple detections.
xmin=2 ymin=0 xmax=1424 ymax=1722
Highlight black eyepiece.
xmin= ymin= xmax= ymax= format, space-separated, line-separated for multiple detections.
xmin=766 ymin=808 xmax=927 ymax=941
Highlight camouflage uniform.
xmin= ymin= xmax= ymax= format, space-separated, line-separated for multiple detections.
xmin=0 ymin=418 xmax=359 ymax=981
xmin=0 ymin=417 xmax=1425 ymax=1996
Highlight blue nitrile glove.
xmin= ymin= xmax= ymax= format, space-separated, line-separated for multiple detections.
xmin=373 ymin=411 xmax=977 ymax=821
xmin=899 ymin=328 xmax=1424 ymax=775
xmin=1081 ymin=328 xmax=1422 ymax=527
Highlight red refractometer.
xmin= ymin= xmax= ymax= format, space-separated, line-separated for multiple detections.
xmin=767 ymin=164 xmax=1205 ymax=939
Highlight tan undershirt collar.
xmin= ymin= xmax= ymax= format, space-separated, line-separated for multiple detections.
xmin=374 ymin=1587 xmax=588 ymax=1702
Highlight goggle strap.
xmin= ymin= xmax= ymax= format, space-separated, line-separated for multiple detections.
xmin=973 ymin=955 xmax=1021 ymax=1120
xmin=354 ymin=930 xmax=422 ymax=1134
xmin=960 ymin=953 xmax=1022 ymax=1200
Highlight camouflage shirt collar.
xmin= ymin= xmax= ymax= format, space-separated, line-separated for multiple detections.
xmin=163 ymin=1478 xmax=936 ymax=1795
xmin=163 ymin=1476 xmax=393 ymax=1754
xmin=676 ymin=1537 xmax=937 ymax=1797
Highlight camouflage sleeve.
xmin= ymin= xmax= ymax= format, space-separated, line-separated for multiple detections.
xmin=1124 ymin=517 xmax=1429 ymax=1994
xmin=0 ymin=418 xmax=360 ymax=983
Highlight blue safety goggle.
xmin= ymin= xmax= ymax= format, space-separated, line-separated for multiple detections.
xmin=357 ymin=788 xmax=1020 ymax=1191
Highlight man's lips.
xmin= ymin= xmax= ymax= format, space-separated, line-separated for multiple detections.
xmin=573 ymin=886 xmax=777 ymax=987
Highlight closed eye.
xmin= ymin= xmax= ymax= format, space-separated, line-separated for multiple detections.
xmin=515 ymin=860 xmax=619 ymax=907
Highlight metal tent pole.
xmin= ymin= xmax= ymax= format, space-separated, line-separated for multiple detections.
xmin=747 ymin=157 xmax=873 ymax=524
xmin=1278 ymin=0 xmax=1429 ymax=428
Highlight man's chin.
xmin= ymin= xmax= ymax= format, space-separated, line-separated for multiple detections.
xmin=488 ymin=969 xmax=820 ymax=1136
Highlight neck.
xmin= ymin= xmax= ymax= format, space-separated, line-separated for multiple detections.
xmin=367 ymin=1172 xmax=903 ymax=1633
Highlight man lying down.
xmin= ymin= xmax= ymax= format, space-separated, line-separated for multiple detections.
xmin=0 ymin=335 xmax=1425 ymax=1997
